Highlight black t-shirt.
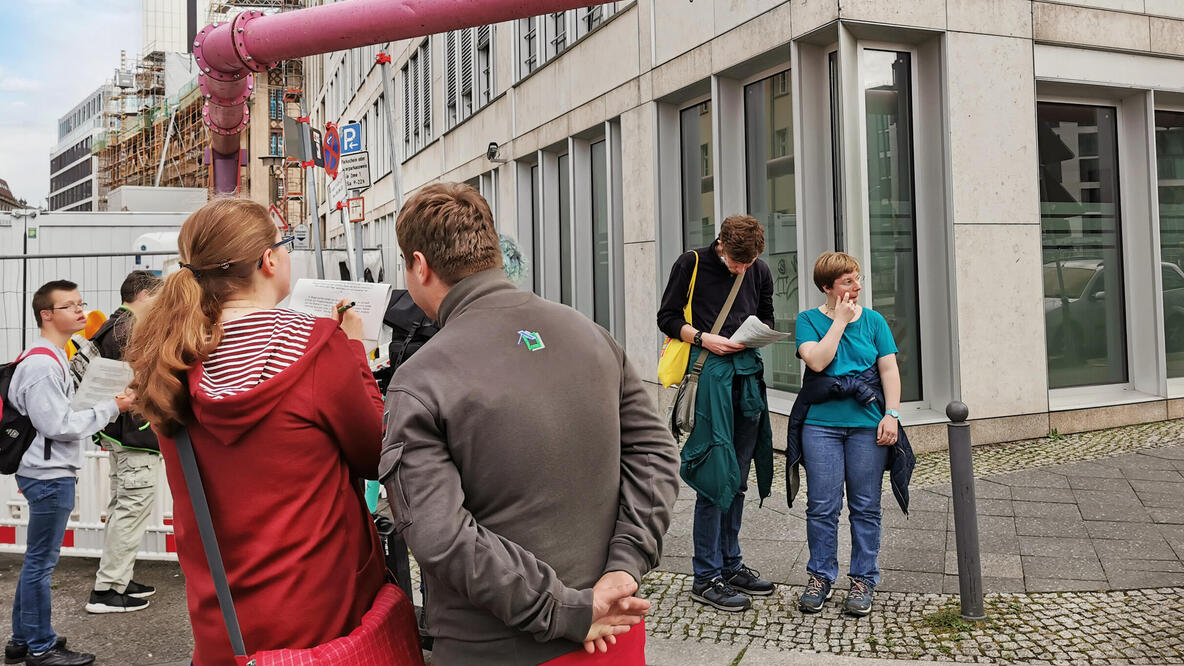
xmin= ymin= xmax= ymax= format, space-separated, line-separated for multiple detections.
xmin=657 ymin=241 xmax=775 ymax=340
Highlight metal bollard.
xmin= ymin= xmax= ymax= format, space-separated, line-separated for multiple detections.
xmin=946 ymin=401 xmax=986 ymax=621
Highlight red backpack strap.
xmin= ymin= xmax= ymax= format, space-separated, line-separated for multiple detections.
xmin=16 ymin=347 xmax=65 ymax=380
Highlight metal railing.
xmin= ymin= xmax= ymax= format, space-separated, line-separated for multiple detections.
xmin=1 ymin=251 xmax=177 ymax=362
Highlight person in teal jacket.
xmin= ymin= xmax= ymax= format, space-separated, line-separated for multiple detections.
xmin=657 ymin=215 xmax=776 ymax=612
xmin=679 ymin=350 xmax=774 ymax=512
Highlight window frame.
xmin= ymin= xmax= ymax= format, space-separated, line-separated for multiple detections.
xmin=444 ymin=25 xmax=498 ymax=132
xmin=677 ymin=93 xmax=715 ymax=253
xmin=845 ymin=37 xmax=954 ymax=419
xmin=740 ymin=63 xmax=801 ymax=394
xmin=1038 ymin=91 xmax=1154 ymax=409
xmin=1155 ymin=100 xmax=1184 ymax=397
xmin=514 ymin=3 xmax=620 ymax=84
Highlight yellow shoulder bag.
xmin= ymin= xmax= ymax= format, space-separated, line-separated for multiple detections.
xmin=657 ymin=251 xmax=700 ymax=387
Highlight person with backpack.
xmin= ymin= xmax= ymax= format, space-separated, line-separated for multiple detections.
xmin=3 ymin=280 xmax=135 ymax=666
xmin=85 ymin=270 xmax=163 ymax=615
xmin=656 ymin=215 xmax=777 ymax=613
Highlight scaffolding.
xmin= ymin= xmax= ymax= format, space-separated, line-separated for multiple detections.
xmin=94 ymin=1 xmax=306 ymax=214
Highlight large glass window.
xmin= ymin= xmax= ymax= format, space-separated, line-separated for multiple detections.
xmin=745 ymin=70 xmax=799 ymax=392
xmin=829 ymin=51 xmax=844 ymax=251
xmin=558 ymin=153 xmax=573 ymax=306
xmin=1038 ymin=102 xmax=1127 ymax=388
xmin=1156 ymin=110 xmax=1184 ymax=377
xmin=864 ymin=50 xmax=922 ymax=401
xmin=681 ymin=101 xmax=715 ymax=251
xmin=530 ymin=164 xmax=540 ymax=294
xmin=592 ymin=140 xmax=610 ymax=329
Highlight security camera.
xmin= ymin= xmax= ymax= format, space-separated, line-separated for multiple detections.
xmin=487 ymin=141 xmax=508 ymax=163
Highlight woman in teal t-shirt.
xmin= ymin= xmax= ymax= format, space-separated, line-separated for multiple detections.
xmin=793 ymin=251 xmax=901 ymax=618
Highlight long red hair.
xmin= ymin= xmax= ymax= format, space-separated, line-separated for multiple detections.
xmin=125 ymin=198 xmax=277 ymax=434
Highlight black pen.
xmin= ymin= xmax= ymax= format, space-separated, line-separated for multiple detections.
xmin=337 ymin=301 xmax=356 ymax=314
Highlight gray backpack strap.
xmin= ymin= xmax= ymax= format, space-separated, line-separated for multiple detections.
xmin=174 ymin=428 xmax=249 ymax=659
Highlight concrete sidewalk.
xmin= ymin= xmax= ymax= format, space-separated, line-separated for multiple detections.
xmin=660 ymin=425 xmax=1184 ymax=595
xmin=646 ymin=636 xmax=938 ymax=665
xmin=0 ymin=419 xmax=1180 ymax=664
xmin=643 ymin=420 xmax=1184 ymax=663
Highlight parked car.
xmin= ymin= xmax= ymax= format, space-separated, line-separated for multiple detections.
xmin=1044 ymin=259 xmax=1184 ymax=359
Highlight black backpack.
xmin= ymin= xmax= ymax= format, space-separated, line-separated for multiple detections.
xmin=0 ymin=348 xmax=65 ymax=474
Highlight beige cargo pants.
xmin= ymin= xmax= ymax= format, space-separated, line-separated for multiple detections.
xmin=94 ymin=449 xmax=161 ymax=593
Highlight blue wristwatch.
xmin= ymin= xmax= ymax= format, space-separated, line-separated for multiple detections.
xmin=885 ymin=409 xmax=900 ymax=420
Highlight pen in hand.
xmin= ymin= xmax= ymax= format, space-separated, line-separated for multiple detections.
xmin=337 ymin=301 xmax=356 ymax=314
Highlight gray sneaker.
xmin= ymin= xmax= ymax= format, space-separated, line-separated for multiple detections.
xmin=691 ymin=577 xmax=752 ymax=612
xmin=798 ymin=574 xmax=833 ymax=613
xmin=844 ymin=579 xmax=874 ymax=616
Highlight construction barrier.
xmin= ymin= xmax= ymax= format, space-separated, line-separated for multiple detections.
xmin=0 ymin=447 xmax=176 ymax=561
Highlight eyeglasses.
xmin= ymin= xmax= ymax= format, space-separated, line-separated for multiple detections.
xmin=257 ymin=236 xmax=295 ymax=268
xmin=48 ymin=302 xmax=87 ymax=312
xmin=837 ymin=275 xmax=865 ymax=287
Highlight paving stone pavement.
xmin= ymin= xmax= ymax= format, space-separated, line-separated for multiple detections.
xmin=644 ymin=419 xmax=1184 ymax=663
xmin=5 ymin=420 xmax=1180 ymax=664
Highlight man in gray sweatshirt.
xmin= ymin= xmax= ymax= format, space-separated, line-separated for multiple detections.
xmin=5 ymin=280 xmax=134 ymax=666
xmin=381 ymin=183 xmax=680 ymax=665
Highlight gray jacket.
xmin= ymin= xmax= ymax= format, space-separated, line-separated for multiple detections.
xmin=10 ymin=337 xmax=118 ymax=480
xmin=380 ymin=269 xmax=679 ymax=665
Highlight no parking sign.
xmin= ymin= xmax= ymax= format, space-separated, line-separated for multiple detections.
xmin=323 ymin=123 xmax=340 ymax=179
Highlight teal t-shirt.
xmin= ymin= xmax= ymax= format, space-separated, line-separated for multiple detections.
xmin=795 ymin=307 xmax=898 ymax=428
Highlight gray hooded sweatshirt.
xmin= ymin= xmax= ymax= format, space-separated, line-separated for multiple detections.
xmin=9 ymin=337 xmax=119 ymax=480
xmin=380 ymin=269 xmax=679 ymax=665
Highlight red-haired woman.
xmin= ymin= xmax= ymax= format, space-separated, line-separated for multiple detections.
xmin=126 ymin=198 xmax=398 ymax=664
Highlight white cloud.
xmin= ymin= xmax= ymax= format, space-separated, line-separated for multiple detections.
xmin=0 ymin=66 xmax=42 ymax=93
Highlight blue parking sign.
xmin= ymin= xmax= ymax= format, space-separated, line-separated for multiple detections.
xmin=341 ymin=122 xmax=363 ymax=155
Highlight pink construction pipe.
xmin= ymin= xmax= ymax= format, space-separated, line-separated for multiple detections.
xmin=195 ymin=0 xmax=616 ymax=194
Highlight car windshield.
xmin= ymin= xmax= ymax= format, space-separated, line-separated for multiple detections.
xmin=1043 ymin=266 xmax=1096 ymax=299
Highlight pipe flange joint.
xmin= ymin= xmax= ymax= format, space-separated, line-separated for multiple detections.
xmin=232 ymin=11 xmax=274 ymax=74
xmin=198 ymin=73 xmax=252 ymax=107
xmin=202 ymin=102 xmax=251 ymax=136
xmin=192 ymin=22 xmax=246 ymax=83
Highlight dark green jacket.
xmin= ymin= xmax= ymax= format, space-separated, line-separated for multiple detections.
xmin=679 ymin=348 xmax=773 ymax=510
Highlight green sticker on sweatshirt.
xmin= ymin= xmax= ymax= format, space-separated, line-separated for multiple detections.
xmin=517 ymin=330 xmax=545 ymax=351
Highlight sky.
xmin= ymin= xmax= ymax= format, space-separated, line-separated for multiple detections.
xmin=0 ymin=0 xmax=141 ymax=209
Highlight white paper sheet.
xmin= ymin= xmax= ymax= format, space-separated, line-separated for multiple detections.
xmin=729 ymin=315 xmax=790 ymax=349
xmin=288 ymin=279 xmax=392 ymax=351
xmin=71 ymin=358 xmax=134 ymax=411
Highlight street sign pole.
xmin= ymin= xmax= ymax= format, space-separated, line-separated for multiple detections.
xmin=338 ymin=197 xmax=364 ymax=281
xmin=296 ymin=98 xmax=325 ymax=279
xmin=377 ymin=53 xmax=404 ymax=213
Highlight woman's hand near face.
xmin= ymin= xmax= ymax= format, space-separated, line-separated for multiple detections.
xmin=833 ymin=292 xmax=858 ymax=324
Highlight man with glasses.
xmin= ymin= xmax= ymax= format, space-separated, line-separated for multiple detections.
xmin=6 ymin=280 xmax=134 ymax=666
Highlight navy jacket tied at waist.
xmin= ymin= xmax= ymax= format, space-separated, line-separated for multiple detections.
xmin=785 ymin=365 xmax=916 ymax=515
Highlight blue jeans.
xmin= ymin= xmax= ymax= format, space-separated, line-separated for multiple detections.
xmin=692 ymin=387 xmax=760 ymax=585
xmin=801 ymin=425 xmax=888 ymax=587
xmin=11 ymin=476 xmax=75 ymax=653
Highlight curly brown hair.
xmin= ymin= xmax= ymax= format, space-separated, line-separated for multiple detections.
xmin=396 ymin=182 xmax=503 ymax=285
xmin=719 ymin=215 xmax=766 ymax=264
